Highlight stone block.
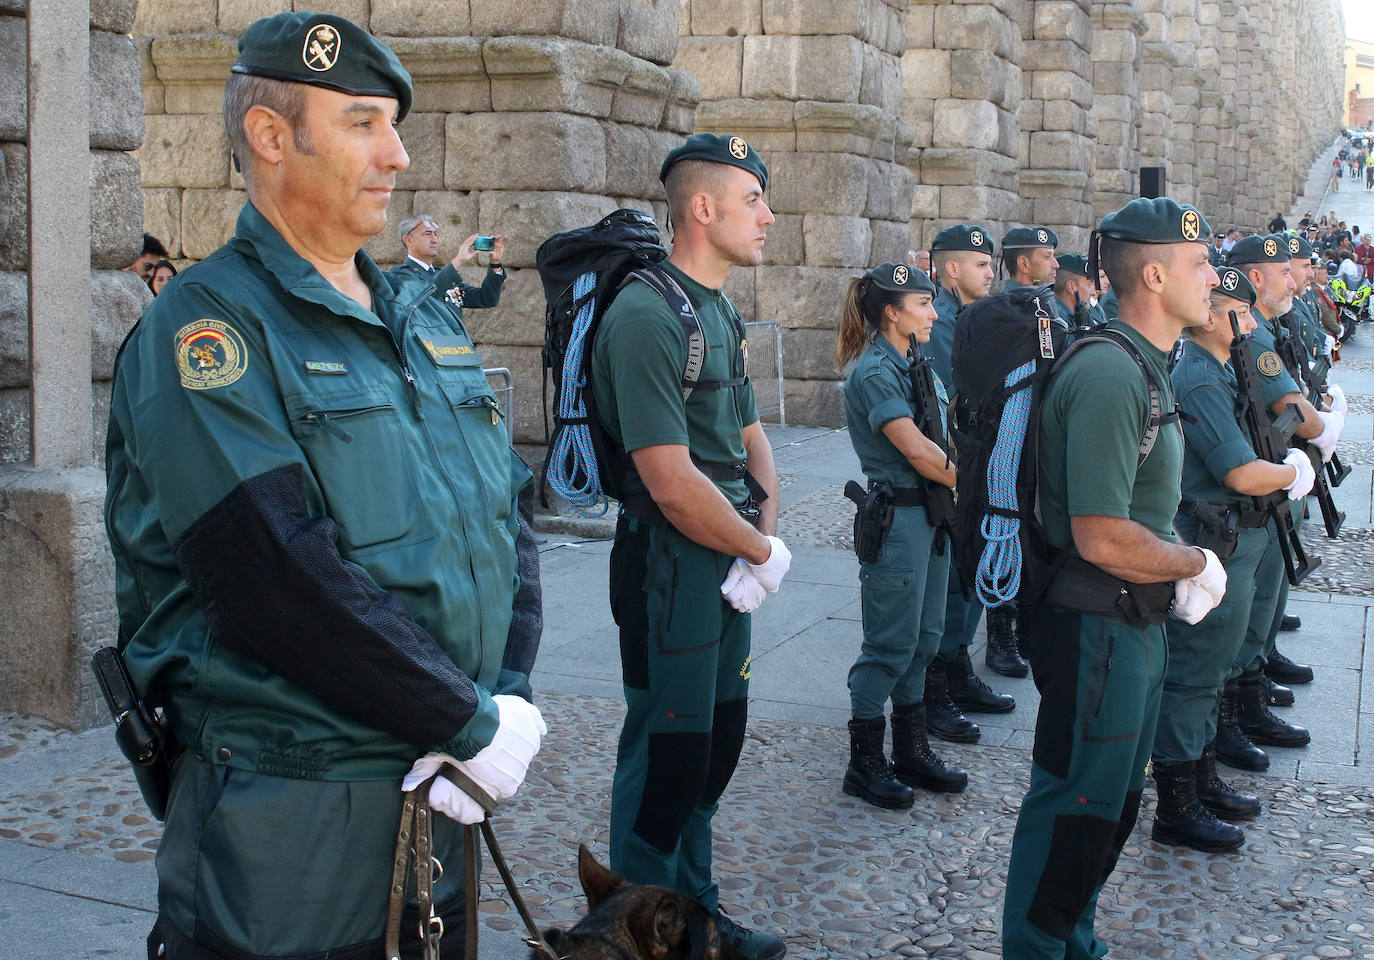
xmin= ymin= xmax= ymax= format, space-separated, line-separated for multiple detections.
xmin=148 ymin=34 xmax=238 ymax=115
xmin=919 ymin=147 xmax=1019 ymax=190
xmin=688 ymin=0 xmax=762 ymax=36
xmin=938 ymin=184 xmax=1018 ymax=221
xmin=760 ymin=0 xmax=877 ymax=38
xmin=470 ymin=0 xmax=620 ymax=47
xmin=802 ymin=214 xmax=872 ymax=268
xmin=694 ymin=99 xmax=796 ymax=152
xmin=0 ymin=16 xmax=24 ymax=141
xmin=1093 ymin=93 xmax=1136 ymax=123
xmin=869 ymin=217 xmax=910 ymax=264
xmin=783 ymin=376 xmax=844 ymax=428
xmin=485 ymin=37 xmax=635 ymax=118
xmin=393 ymin=113 xmax=445 ymax=193
xmin=865 ymin=159 xmax=914 ymax=221
xmin=1031 ymin=70 xmax=1093 ymax=109
xmin=675 ymin=36 xmax=743 ymax=100
xmin=600 ymin=122 xmax=657 ymax=198
xmin=1092 ymin=60 xmax=1137 ymax=96
xmin=949 ymin=49 xmax=1010 ymax=103
xmin=447 ymin=112 xmax=607 ymax=193
xmin=782 ymin=327 xmax=844 ymax=380
xmin=90 ymin=151 xmax=142 ymax=271
xmin=180 ymin=188 xmax=246 ymax=261
xmin=766 ymin=153 xmax=871 ymax=217
xmin=0 ymin=270 xmax=25 ymax=388
xmin=619 ymin=0 xmax=679 ymax=65
xmin=461 ymin=271 xmax=545 ymax=348
xmin=406 ymin=191 xmax=479 ymax=265
xmin=902 ymin=48 xmax=951 ymax=101
xmin=0 ymin=386 xmax=28 ymax=462
xmin=1042 ymin=99 xmax=1088 ymax=133
xmin=0 ymin=143 xmax=24 ymax=273
xmin=1030 ymin=195 xmax=1093 ymax=229
xmin=0 ymin=466 xmax=116 ymax=729
xmin=761 ymin=213 xmax=803 ymax=266
xmin=721 ymin=267 xmax=755 ymax=323
xmin=610 ymin=58 xmax=673 ymax=126
xmin=1034 ymin=0 xmax=1092 ymax=46
xmin=933 ymin=5 xmax=1017 ymax=59
xmin=138 ymin=37 xmax=163 ymax=116
xmin=1019 ymin=167 xmax=1088 ymax=197
xmin=754 ymin=265 xmax=853 ymax=329
xmin=90 ymin=270 xmax=149 ymax=382
xmin=742 ymin=35 xmax=864 ymax=103
xmin=1091 ymin=28 xmax=1138 ymax=64
xmin=932 ymin=98 xmax=999 ymax=150
xmin=388 ymin=38 xmax=490 ymax=114
xmin=92 ymin=0 xmax=138 ymax=32
xmin=859 ymin=46 xmax=904 ymax=112
xmin=793 ymin=101 xmax=881 ymax=155
xmin=662 ymin=69 xmax=699 ymax=134
xmin=370 ymin=0 xmax=469 ymax=37
xmin=134 ymin=113 xmax=229 ymax=190
xmin=902 ymin=97 xmax=933 ymax=150
xmin=89 ymin=31 xmax=143 ymax=152
xmin=910 ymin=183 xmax=940 ymax=220
xmin=1028 ymin=130 xmax=1091 ymax=171
xmin=476 ymin=191 xmax=619 ymax=270
xmin=905 ymin=4 xmax=934 ymax=48
xmin=1019 ymin=97 xmax=1044 ymax=132
xmin=142 ymin=188 xmax=182 ymax=259
xmin=132 ymin=0 xmax=215 ymax=35
xmin=1021 ymin=39 xmax=1091 ymax=77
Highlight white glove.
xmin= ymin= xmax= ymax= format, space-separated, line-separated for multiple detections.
xmin=1311 ymin=409 xmax=1344 ymax=463
xmin=720 ymin=557 xmax=766 ymax=613
xmin=1281 ymin=447 xmax=1316 ymax=500
xmin=1323 ymin=334 xmax=1337 ymax=358
xmin=402 ymin=753 xmax=486 ymax=824
xmin=1171 ymin=580 xmax=1214 ymax=626
xmin=1188 ymin=546 xmax=1227 ymax=607
xmin=456 ymin=694 xmax=546 ymax=802
xmin=1327 ymin=383 xmax=1348 ymax=414
xmin=748 ymin=536 xmax=792 ymax=593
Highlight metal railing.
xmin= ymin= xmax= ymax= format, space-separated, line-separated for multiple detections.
xmin=744 ymin=320 xmax=786 ymax=426
xmin=484 ymin=367 xmax=515 ymax=443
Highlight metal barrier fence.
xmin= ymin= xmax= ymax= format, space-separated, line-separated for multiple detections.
xmin=744 ymin=320 xmax=786 ymax=426
xmin=484 ymin=367 xmax=515 ymax=444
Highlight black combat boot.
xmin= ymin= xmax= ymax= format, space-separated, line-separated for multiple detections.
xmin=1151 ymin=760 xmax=1245 ymax=852
xmin=1262 ymin=673 xmax=1294 ymax=707
xmin=890 ymin=702 xmax=968 ymax=793
xmin=1195 ymin=742 xmax=1261 ymax=820
xmin=1264 ymin=648 xmax=1314 ymax=684
xmin=923 ymin=658 xmax=981 ymax=743
xmin=1279 ymin=613 xmax=1301 ymax=632
xmin=947 ymin=646 xmax=1015 ymax=714
xmin=984 ymin=606 xmax=1029 ymax=678
xmin=1236 ymin=671 xmax=1310 ymax=747
xmin=1214 ymin=683 xmax=1269 ymax=771
xmin=842 ymin=717 xmax=915 ymax=809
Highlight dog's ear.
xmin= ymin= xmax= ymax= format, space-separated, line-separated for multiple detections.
xmin=577 ymin=843 xmax=624 ymax=908
xmin=538 ymin=927 xmax=570 ymax=958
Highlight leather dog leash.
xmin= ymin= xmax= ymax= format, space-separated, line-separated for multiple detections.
xmin=386 ymin=767 xmax=561 ymax=960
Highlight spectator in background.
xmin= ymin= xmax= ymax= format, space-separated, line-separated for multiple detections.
xmin=1267 ymin=212 xmax=1287 ymax=234
xmin=125 ymin=233 xmax=168 ymax=281
xmin=146 ymin=259 xmax=177 ymax=296
xmin=390 ymin=214 xmax=507 ymax=322
xmin=1336 ymin=251 xmax=1361 ymax=284
xmin=1355 ymin=235 xmax=1374 ymax=280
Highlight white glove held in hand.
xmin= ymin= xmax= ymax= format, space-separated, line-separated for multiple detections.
xmin=1171 ymin=580 xmax=1214 ymax=626
xmin=1327 ymin=383 xmax=1348 ymax=415
xmin=1323 ymin=334 xmax=1337 ymax=358
xmin=1282 ymin=447 xmax=1316 ymax=500
xmin=1312 ymin=409 xmax=1344 ymax=463
xmin=402 ymin=753 xmax=486 ymax=824
xmin=720 ymin=557 xmax=767 ymax=613
xmin=748 ymin=536 xmax=792 ymax=593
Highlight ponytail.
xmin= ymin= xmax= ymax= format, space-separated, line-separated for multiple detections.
xmin=834 ymin=275 xmax=910 ymax=369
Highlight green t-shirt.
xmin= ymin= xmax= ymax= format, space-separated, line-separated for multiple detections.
xmin=591 ymin=262 xmax=758 ymax=506
xmin=1037 ymin=320 xmax=1184 ymax=553
xmin=1171 ymin=340 xmax=1256 ymax=506
xmin=843 ymin=335 xmax=948 ymax=488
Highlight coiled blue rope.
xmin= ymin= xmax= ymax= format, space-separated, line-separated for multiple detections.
xmin=975 ymin=360 xmax=1035 ymax=607
xmin=547 ymin=271 xmax=610 ymax=517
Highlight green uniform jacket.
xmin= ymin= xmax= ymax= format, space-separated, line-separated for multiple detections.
xmin=843 ymin=334 xmax=948 ymax=488
xmin=1171 ymin=340 xmax=1258 ymax=507
xmin=926 ymin=285 xmax=960 ymax=390
xmin=389 ymin=257 xmax=505 ymax=319
xmin=106 ymin=203 xmax=533 ymax=782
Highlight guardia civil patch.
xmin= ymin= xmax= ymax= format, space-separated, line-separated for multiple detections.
xmin=1256 ymin=350 xmax=1283 ymax=377
xmin=176 ymin=319 xmax=248 ymax=390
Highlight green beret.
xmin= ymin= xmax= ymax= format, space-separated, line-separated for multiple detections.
xmin=1285 ymin=234 xmax=1316 ymax=260
xmin=931 ymin=224 xmax=995 ymax=255
xmin=1056 ymin=253 xmax=1092 ymax=278
xmin=864 ymin=261 xmax=936 ymax=296
xmin=1098 ymin=197 xmax=1210 ymax=245
xmin=659 ymin=133 xmax=768 ymax=191
xmin=233 ymin=12 xmax=413 ymax=121
xmin=1214 ymin=267 xmax=1257 ymax=306
xmin=1227 ymin=234 xmax=1290 ymax=266
xmin=1002 ymin=226 xmax=1059 ymax=249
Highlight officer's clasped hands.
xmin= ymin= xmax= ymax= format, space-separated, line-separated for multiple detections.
xmin=1282 ymin=447 xmax=1317 ymax=500
xmin=402 ymin=694 xmax=547 ymax=824
xmin=748 ymin=535 xmax=792 ymax=593
xmin=1172 ymin=547 xmax=1228 ymax=626
xmin=720 ymin=557 xmax=767 ymax=613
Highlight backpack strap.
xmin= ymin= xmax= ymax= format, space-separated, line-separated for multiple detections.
xmin=623 ymin=266 xmax=749 ymax=400
xmin=1052 ymin=328 xmax=1177 ymax=467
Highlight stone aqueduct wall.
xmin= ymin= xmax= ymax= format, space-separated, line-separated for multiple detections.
xmin=130 ymin=0 xmax=1345 ymax=433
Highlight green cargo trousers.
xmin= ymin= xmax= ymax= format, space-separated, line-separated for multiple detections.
xmin=849 ymin=505 xmax=950 ymax=717
xmin=1259 ymin=500 xmax=1303 ymax=664
xmin=1002 ymin=606 xmax=1166 ymax=960
xmin=607 ymin=514 xmax=751 ymax=913
xmin=1232 ymin=518 xmax=1287 ymax=677
xmin=1154 ymin=522 xmax=1268 ymax=764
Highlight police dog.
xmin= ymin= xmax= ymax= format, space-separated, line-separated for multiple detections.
xmin=534 ymin=845 xmax=744 ymax=960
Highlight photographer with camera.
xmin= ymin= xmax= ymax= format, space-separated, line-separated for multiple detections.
xmin=391 ymin=214 xmax=508 ymax=320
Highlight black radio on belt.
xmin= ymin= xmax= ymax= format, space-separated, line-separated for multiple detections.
xmin=91 ymin=646 xmax=179 ymax=820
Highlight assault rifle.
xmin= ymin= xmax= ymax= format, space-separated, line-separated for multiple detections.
xmin=1276 ymin=308 xmax=1352 ymax=489
xmin=1230 ymin=311 xmax=1320 ymax=586
xmin=1269 ymin=314 xmax=1346 ymax=537
xmin=908 ymin=333 xmax=958 ymax=556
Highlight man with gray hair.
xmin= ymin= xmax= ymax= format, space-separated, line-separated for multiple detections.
xmin=392 ymin=213 xmax=508 ymax=321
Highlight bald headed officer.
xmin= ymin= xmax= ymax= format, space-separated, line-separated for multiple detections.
xmin=105 ymin=14 xmax=546 ymax=958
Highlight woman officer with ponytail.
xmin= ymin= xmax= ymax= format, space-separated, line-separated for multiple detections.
xmin=836 ymin=262 xmax=968 ymax=809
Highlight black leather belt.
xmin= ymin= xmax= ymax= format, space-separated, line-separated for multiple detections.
xmin=1182 ymin=499 xmax=1268 ymax=529
xmin=1044 ymin=555 xmax=1174 ymax=628
xmin=887 ymin=486 xmax=927 ymax=507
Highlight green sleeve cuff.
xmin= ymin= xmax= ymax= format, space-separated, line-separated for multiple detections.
xmin=493 ymin=668 xmax=533 ymax=702
xmin=439 ymin=685 xmax=499 ymax=760
xmin=1203 ymin=437 xmax=1259 ymax=485
xmin=867 ymin=397 xmax=913 ymax=434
